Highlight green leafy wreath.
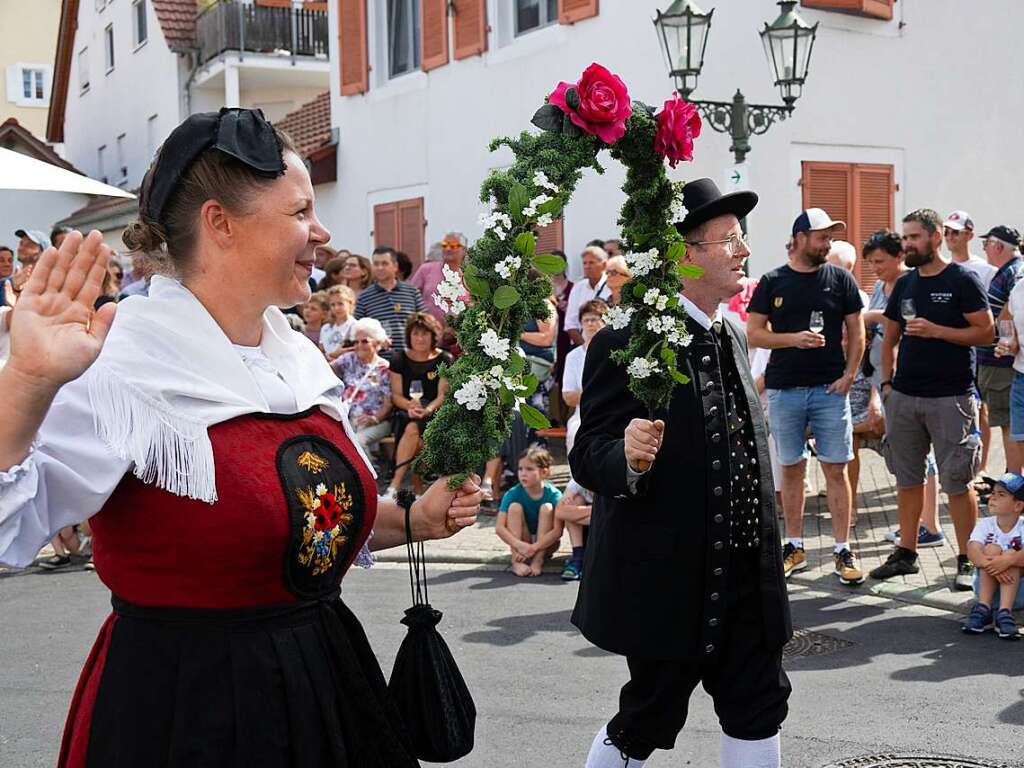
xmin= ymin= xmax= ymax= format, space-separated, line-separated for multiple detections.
xmin=418 ymin=63 xmax=705 ymax=482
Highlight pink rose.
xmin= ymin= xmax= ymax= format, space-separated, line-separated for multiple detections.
xmin=654 ymin=96 xmax=702 ymax=168
xmin=548 ymin=63 xmax=632 ymax=145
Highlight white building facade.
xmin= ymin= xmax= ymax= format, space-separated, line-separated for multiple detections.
xmin=327 ymin=0 xmax=1022 ymax=284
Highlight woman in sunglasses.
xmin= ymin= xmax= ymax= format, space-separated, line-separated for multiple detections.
xmin=0 ymin=109 xmax=481 ymax=768
xmin=604 ymin=254 xmax=633 ymax=306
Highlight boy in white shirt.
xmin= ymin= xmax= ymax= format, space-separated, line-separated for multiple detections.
xmin=962 ymin=472 xmax=1024 ymax=638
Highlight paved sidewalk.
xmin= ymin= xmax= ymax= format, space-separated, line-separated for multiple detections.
xmin=382 ymin=444 xmax=1011 ymax=616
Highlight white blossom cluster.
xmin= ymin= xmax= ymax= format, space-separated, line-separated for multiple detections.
xmin=670 ymin=196 xmax=689 ymax=224
xmin=642 ymin=287 xmax=670 ymax=312
xmin=432 ymin=264 xmax=467 ymax=316
xmin=454 ymin=376 xmax=489 ymax=411
xmin=479 ymin=210 xmax=514 ymax=240
xmin=532 ymin=171 xmax=559 ymax=194
xmin=606 ymin=304 xmax=635 ymax=330
xmin=536 ymin=212 xmax=555 ymax=228
xmin=479 ymin=328 xmax=511 ymax=360
xmin=494 ymin=254 xmax=522 ymax=280
xmin=646 ymin=315 xmax=691 ymax=347
xmin=627 ymin=358 xmax=661 ymax=380
xmin=625 ymin=248 xmax=660 ymax=277
xmin=523 ymin=193 xmax=552 ymax=218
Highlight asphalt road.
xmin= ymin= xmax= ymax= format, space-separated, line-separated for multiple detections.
xmin=1 ymin=563 xmax=1022 ymax=767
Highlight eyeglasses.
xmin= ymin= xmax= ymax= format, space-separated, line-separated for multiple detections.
xmin=605 ymin=269 xmax=629 ymax=277
xmin=685 ymin=232 xmax=750 ymax=257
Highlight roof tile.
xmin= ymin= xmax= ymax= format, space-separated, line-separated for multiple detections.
xmin=275 ymin=91 xmax=332 ymax=159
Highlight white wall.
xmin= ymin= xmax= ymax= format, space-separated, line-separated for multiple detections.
xmin=0 ymin=189 xmax=88 ymax=249
xmin=328 ymin=0 xmax=1023 ymax=278
xmin=63 ymin=0 xmax=182 ymax=190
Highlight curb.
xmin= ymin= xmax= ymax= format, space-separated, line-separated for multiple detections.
xmin=788 ymin=570 xmax=974 ymax=615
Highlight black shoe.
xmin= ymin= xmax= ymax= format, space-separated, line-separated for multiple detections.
xmin=37 ymin=554 xmax=72 ymax=570
xmin=869 ymin=546 xmax=919 ymax=580
xmin=954 ymin=556 xmax=975 ymax=591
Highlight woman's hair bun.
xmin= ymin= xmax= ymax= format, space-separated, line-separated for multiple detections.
xmin=122 ymin=219 xmax=167 ymax=254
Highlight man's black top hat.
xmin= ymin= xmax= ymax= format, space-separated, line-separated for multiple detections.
xmin=674 ymin=178 xmax=758 ymax=237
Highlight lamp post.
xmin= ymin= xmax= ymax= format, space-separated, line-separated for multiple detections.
xmin=654 ymin=0 xmax=819 ymax=166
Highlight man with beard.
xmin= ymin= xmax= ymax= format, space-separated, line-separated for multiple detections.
xmin=747 ymin=209 xmax=866 ymax=585
xmin=871 ymin=209 xmax=993 ymax=587
xmin=571 ymin=179 xmax=791 ymax=768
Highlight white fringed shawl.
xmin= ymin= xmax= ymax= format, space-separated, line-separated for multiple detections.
xmin=85 ymin=275 xmax=370 ymax=503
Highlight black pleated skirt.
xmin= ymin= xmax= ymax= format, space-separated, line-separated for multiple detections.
xmin=67 ymin=594 xmax=420 ymax=768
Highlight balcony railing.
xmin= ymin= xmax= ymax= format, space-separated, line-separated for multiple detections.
xmin=197 ymin=1 xmax=329 ymax=65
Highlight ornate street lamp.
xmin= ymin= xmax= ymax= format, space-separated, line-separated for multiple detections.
xmin=654 ymin=0 xmax=820 ymax=164
xmin=654 ymin=0 xmax=713 ymax=102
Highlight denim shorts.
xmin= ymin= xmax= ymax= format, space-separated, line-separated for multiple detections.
xmin=1010 ymin=371 xmax=1024 ymax=441
xmin=767 ymin=386 xmax=853 ymax=466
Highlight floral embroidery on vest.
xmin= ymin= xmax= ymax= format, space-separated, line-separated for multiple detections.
xmin=296 ymin=480 xmax=355 ymax=575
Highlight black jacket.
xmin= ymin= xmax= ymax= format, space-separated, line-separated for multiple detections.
xmin=568 ymin=317 xmax=792 ymax=661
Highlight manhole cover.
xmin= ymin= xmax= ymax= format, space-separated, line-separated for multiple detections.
xmin=783 ymin=628 xmax=854 ymax=660
xmin=822 ymin=755 xmax=1014 ymax=768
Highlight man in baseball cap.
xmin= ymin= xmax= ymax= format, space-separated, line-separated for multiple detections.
xmin=942 ymin=210 xmax=996 ymax=289
xmin=14 ymin=228 xmax=50 ymax=267
xmin=791 ymin=207 xmax=846 ymax=237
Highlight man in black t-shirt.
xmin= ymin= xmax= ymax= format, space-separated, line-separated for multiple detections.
xmin=748 ymin=209 xmax=865 ymax=587
xmin=871 ymin=209 xmax=993 ymax=589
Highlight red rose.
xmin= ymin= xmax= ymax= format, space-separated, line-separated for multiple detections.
xmin=654 ymin=96 xmax=702 ymax=168
xmin=315 ymin=493 xmax=342 ymax=530
xmin=549 ymin=63 xmax=632 ymax=145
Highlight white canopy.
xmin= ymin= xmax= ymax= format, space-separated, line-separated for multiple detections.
xmin=0 ymin=147 xmax=135 ymax=198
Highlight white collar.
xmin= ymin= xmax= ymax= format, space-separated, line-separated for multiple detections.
xmin=84 ymin=275 xmax=371 ymax=503
xmin=678 ymin=293 xmax=722 ymax=331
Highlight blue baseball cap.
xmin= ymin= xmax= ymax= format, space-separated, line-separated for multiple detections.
xmin=983 ymin=472 xmax=1024 ymax=501
xmin=792 ymin=208 xmax=846 ymax=237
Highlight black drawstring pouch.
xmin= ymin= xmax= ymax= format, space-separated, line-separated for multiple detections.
xmin=388 ymin=499 xmax=476 ymax=762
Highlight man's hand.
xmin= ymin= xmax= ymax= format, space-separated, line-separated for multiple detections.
xmin=828 ymin=373 xmax=855 ymax=395
xmin=904 ymin=318 xmax=942 ymax=339
xmin=790 ymin=331 xmax=826 ymax=349
xmin=625 ymin=418 xmax=665 ymax=471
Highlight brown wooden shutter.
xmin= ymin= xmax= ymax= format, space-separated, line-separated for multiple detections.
xmin=535 ymin=217 xmax=565 ymax=255
xmin=305 ymin=1 xmax=329 ymax=11
xmin=852 ymin=164 xmax=895 ymax=288
xmin=374 ymin=202 xmax=399 ymax=251
xmin=801 ymin=0 xmax=893 ymax=21
xmin=256 ymin=0 xmax=292 ymax=6
xmin=559 ymin=0 xmax=598 ymax=24
xmin=802 ymin=161 xmax=895 ymax=289
xmin=398 ymin=198 xmax=426 ymax=271
xmin=339 ymin=0 xmax=368 ymax=96
xmin=420 ymin=0 xmax=450 ymax=72
xmin=452 ymin=0 xmax=487 ymax=60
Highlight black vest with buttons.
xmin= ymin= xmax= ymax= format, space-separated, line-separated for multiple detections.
xmin=569 ymin=317 xmax=793 ymax=662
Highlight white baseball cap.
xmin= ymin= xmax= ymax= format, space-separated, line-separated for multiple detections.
xmin=792 ymin=208 xmax=846 ymax=236
xmin=943 ymin=210 xmax=974 ymax=231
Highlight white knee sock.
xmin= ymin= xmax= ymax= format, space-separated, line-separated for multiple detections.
xmin=720 ymin=733 xmax=780 ymax=768
xmin=586 ymin=725 xmax=646 ymax=768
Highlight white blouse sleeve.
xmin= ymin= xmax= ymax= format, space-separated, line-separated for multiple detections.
xmin=0 ymin=377 xmax=130 ymax=567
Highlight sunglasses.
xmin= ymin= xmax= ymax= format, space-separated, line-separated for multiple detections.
xmin=354 ymin=339 xmax=375 ymax=345
xmin=112 ymin=270 xmax=124 ymax=279
xmin=440 ymin=240 xmax=462 ymax=250
xmin=605 ymin=269 xmax=629 ymax=277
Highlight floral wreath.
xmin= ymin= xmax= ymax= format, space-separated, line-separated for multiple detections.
xmin=418 ymin=63 xmax=704 ymax=482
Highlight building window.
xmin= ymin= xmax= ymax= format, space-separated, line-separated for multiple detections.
xmin=116 ymin=134 xmax=127 ymax=183
xmin=22 ymin=68 xmax=44 ymax=100
xmin=105 ymin=24 xmax=115 ymax=72
xmin=147 ymin=114 xmax=159 ymax=160
xmin=98 ymin=145 xmax=107 ymax=184
xmin=387 ymin=0 xmax=421 ymax=78
xmin=515 ymin=0 xmax=558 ymax=36
xmin=133 ymin=0 xmax=148 ymax=47
xmin=373 ymin=197 xmax=425 ymax=270
xmin=79 ymin=48 xmax=90 ymax=92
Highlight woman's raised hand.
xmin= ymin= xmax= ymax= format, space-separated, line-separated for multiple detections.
xmin=8 ymin=230 xmax=117 ymax=388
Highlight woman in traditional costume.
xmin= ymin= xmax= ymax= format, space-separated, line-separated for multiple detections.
xmin=0 ymin=108 xmax=481 ymax=767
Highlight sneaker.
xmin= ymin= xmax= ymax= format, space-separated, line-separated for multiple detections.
xmin=37 ymin=554 xmax=72 ymax=570
xmin=994 ymin=608 xmax=1020 ymax=640
xmin=781 ymin=543 xmax=807 ymax=578
xmin=833 ymin=549 xmax=865 ymax=585
xmin=560 ymin=560 xmax=582 ymax=581
xmin=480 ymin=481 xmax=494 ymax=502
xmin=890 ymin=526 xmax=946 ymax=548
xmin=869 ymin=547 xmax=920 ymax=580
xmin=84 ymin=558 xmax=96 ymax=571
xmin=954 ymin=556 xmax=975 ymax=591
xmin=961 ymin=603 xmax=993 ymax=634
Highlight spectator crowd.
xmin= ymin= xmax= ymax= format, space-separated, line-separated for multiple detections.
xmin=3 ymin=206 xmax=1022 ymax=635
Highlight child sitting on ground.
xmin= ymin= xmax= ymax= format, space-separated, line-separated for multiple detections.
xmin=495 ymin=447 xmax=563 ymax=577
xmin=321 ymin=284 xmax=357 ymax=360
xmin=962 ymin=472 xmax=1024 ymax=639
xmin=555 ymin=478 xmax=592 ymax=581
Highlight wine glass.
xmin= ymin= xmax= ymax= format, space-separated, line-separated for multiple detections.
xmin=408 ymin=380 xmax=424 ymax=406
xmin=998 ymin=319 xmax=1015 ymax=345
xmin=809 ymin=311 xmax=824 ymax=335
xmin=900 ymin=298 xmax=917 ymax=321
